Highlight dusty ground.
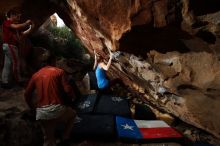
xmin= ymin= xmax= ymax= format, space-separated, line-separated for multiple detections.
xmin=0 ymin=86 xmax=27 ymax=114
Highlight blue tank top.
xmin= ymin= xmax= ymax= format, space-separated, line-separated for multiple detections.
xmin=95 ymin=65 xmax=109 ymax=89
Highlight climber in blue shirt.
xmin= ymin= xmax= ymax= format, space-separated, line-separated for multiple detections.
xmin=93 ymin=48 xmax=113 ymax=91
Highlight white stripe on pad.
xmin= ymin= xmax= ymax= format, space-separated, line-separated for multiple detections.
xmin=134 ymin=120 xmax=170 ymax=128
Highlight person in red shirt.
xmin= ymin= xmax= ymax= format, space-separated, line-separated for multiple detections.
xmin=1 ymin=7 xmax=33 ymax=88
xmin=25 ymin=51 xmax=76 ymax=146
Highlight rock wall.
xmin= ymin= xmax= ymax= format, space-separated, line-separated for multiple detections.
xmin=109 ymin=51 xmax=220 ymax=139
xmin=0 ymin=0 xmax=220 ymax=141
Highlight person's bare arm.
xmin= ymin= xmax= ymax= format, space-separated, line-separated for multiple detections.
xmin=10 ymin=20 xmax=31 ymax=30
xmin=61 ymin=71 xmax=76 ymax=101
xmin=21 ymin=23 xmax=35 ymax=37
xmin=93 ymin=50 xmax=98 ymax=70
xmin=100 ymin=50 xmax=113 ymax=71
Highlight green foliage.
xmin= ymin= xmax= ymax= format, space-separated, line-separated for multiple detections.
xmin=30 ymin=26 xmax=87 ymax=59
xmin=49 ymin=26 xmax=87 ymax=59
xmin=48 ymin=26 xmax=71 ymax=40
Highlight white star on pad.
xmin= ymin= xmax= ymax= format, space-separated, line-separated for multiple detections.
xmin=112 ymin=97 xmax=123 ymax=102
xmin=78 ymin=100 xmax=91 ymax=109
xmin=121 ymin=124 xmax=134 ymax=130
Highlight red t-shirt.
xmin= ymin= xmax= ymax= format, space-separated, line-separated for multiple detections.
xmin=25 ymin=66 xmax=75 ymax=107
xmin=2 ymin=20 xmax=18 ymax=46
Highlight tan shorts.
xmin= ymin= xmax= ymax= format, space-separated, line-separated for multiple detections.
xmin=36 ymin=104 xmax=67 ymax=120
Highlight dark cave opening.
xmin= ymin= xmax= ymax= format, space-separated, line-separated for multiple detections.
xmin=119 ymin=24 xmax=191 ymax=57
xmin=196 ymin=30 xmax=216 ymax=44
xmin=189 ymin=0 xmax=220 ymax=16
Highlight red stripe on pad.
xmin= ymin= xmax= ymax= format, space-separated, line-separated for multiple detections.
xmin=139 ymin=127 xmax=182 ymax=139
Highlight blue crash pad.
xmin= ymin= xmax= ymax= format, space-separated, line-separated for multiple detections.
xmin=73 ymin=93 xmax=98 ymax=114
xmin=71 ymin=114 xmax=116 ymax=141
xmin=94 ymin=95 xmax=131 ymax=117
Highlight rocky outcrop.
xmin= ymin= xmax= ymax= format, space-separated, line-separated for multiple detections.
xmin=57 ymin=0 xmax=220 ymax=140
xmin=109 ymin=51 xmax=220 ymax=139
xmin=0 ymin=0 xmax=220 ymax=142
xmin=61 ymin=0 xmax=183 ymax=53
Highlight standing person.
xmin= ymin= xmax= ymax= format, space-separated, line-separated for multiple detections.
xmin=24 ymin=51 xmax=76 ymax=146
xmin=1 ymin=7 xmax=33 ymax=88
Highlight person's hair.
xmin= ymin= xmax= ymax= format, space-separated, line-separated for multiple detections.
xmin=45 ymin=53 xmax=56 ymax=65
xmin=6 ymin=7 xmax=21 ymax=18
xmin=97 ymin=56 xmax=104 ymax=63
xmin=40 ymin=50 xmax=56 ymax=68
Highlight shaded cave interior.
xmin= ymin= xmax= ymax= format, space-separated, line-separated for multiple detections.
xmin=119 ymin=24 xmax=191 ymax=57
xmin=1 ymin=0 xmax=220 ymax=145
xmin=189 ymin=0 xmax=220 ymax=16
xmin=119 ymin=24 xmax=217 ymax=58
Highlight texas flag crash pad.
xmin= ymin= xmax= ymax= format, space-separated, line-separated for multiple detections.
xmin=116 ymin=116 xmax=183 ymax=143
